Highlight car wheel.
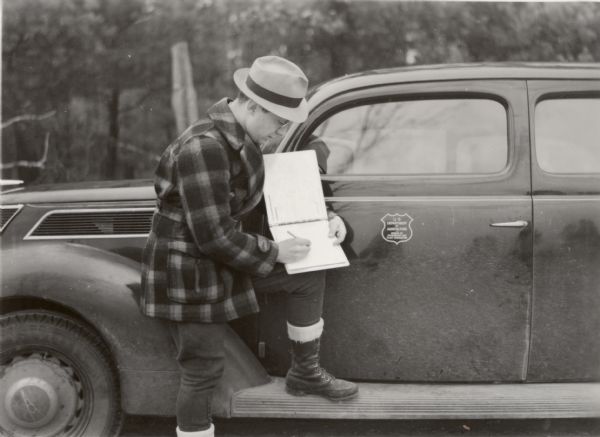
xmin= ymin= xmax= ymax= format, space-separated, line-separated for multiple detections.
xmin=0 ymin=310 xmax=122 ymax=437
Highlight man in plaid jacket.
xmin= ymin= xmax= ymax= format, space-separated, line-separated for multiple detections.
xmin=140 ymin=56 xmax=358 ymax=437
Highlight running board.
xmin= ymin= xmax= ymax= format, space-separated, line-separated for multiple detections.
xmin=231 ymin=378 xmax=600 ymax=419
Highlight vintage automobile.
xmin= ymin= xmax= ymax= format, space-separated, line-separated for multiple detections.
xmin=1 ymin=63 xmax=599 ymax=436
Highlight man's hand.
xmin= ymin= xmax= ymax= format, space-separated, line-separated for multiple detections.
xmin=328 ymin=214 xmax=346 ymax=244
xmin=276 ymin=237 xmax=311 ymax=263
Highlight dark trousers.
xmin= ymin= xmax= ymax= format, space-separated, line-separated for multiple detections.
xmin=169 ymin=265 xmax=325 ymax=432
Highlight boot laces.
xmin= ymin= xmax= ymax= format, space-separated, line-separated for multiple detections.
xmin=318 ymin=366 xmax=335 ymax=383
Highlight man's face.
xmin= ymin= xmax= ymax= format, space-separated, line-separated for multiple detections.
xmin=244 ymin=101 xmax=288 ymax=145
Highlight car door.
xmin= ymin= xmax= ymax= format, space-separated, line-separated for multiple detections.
xmin=527 ymin=80 xmax=600 ymax=382
xmin=258 ymin=79 xmax=532 ymax=382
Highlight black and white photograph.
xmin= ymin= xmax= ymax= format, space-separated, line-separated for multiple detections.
xmin=1 ymin=0 xmax=599 ymax=436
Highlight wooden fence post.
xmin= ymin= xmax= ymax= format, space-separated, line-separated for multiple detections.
xmin=171 ymin=42 xmax=199 ymax=134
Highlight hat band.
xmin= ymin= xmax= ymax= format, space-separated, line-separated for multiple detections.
xmin=246 ymin=76 xmax=303 ymax=109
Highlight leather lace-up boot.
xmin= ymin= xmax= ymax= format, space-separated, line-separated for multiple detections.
xmin=285 ymin=319 xmax=358 ymax=400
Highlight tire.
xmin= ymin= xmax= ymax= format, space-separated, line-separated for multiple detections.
xmin=0 ymin=310 xmax=122 ymax=437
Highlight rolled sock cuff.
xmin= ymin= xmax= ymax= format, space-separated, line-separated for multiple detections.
xmin=176 ymin=424 xmax=214 ymax=437
xmin=287 ymin=318 xmax=324 ymax=342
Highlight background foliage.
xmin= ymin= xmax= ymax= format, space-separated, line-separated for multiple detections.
xmin=2 ymin=0 xmax=599 ymax=184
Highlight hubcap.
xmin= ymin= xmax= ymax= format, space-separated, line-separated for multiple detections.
xmin=0 ymin=354 xmax=83 ymax=437
xmin=6 ymin=377 xmax=59 ymax=427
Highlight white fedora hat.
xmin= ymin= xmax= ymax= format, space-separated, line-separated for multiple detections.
xmin=233 ymin=56 xmax=309 ymax=123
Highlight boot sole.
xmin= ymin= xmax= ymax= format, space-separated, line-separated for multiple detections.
xmin=285 ymin=385 xmax=359 ymax=401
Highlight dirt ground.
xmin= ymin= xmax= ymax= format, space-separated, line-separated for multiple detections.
xmin=121 ymin=417 xmax=600 ymax=437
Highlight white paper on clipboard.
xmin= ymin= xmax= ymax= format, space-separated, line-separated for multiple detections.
xmin=262 ymin=150 xmax=349 ymax=274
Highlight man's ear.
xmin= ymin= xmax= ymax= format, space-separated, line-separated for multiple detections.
xmin=246 ymin=100 xmax=259 ymax=113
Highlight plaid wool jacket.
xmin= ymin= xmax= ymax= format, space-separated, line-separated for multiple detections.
xmin=140 ymin=98 xmax=279 ymax=322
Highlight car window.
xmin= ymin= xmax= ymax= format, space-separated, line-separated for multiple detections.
xmin=311 ymin=98 xmax=508 ymax=175
xmin=535 ymin=98 xmax=600 ymax=174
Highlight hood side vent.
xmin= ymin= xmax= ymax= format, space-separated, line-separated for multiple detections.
xmin=26 ymin=208 xmax=155 ymax=239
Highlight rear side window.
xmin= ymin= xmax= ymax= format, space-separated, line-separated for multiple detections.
xmin=535 ymin=98 xmax=600 ymax=174
xmin=311 ymin=98 xmax=508 ymax=175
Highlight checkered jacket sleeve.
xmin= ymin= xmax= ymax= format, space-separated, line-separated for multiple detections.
xmin=176 ymin=136 xmax=278 ymax=277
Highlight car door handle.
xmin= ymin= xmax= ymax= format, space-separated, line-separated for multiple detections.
xmin=490 ymin=220 xmax=529 ymax=228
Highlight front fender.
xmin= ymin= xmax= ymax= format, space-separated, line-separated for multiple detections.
xmin=0 ymin=242 xmax=269 ymax=416
xmin=1 ymin=242 xmax=172 ymax=370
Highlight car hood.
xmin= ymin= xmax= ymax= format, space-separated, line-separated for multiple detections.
xmin=1 ymin=179 xmax=155 ymax=205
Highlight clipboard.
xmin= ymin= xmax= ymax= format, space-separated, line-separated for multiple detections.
xmin=262 ymin=150 xmax=349 ymax=274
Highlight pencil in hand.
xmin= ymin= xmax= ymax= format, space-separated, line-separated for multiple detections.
xmin=287 ymin=230 xmax=310 ymax=246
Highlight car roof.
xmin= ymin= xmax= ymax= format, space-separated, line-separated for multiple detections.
xmin=308 ymin=62 xmax=600 ymax=107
